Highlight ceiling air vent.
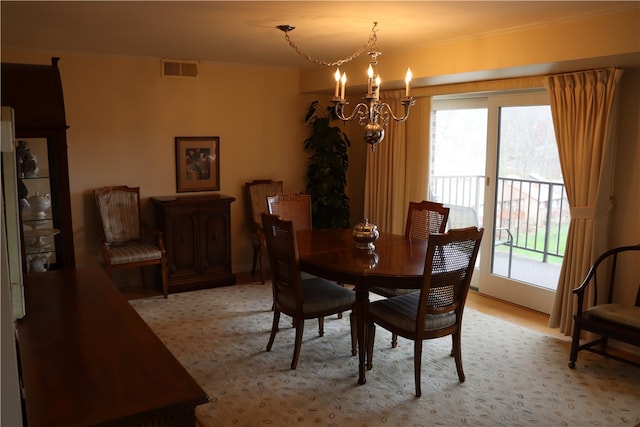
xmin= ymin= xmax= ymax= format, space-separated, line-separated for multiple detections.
xmin=161 ymin=59 xmax=199 ymax=78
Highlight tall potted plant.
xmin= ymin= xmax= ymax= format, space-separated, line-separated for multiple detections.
xmin=304 ymin=100 xmax=351 ymax=228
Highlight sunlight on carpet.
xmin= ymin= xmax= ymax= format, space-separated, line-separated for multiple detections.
xmin=130 ymin=283 xmax=640 ymax=427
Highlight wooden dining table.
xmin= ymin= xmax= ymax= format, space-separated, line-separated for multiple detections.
xmin=296 ymin=228 xmax=428 ymax=385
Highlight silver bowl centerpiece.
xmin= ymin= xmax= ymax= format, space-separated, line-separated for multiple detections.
xmin=352 ymin=218 xmax=379 ymax=251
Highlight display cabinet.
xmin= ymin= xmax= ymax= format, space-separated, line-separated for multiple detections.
xmin=1 ymin=58 xmax=75 ymax=272
xmin=18 ymin=138 xmax=61 ymax=272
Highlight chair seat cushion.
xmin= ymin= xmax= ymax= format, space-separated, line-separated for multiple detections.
xmin=585 ymin=304 xmax=640 ymax=331
xmin=106 ymin=244 xmax=163 ymax=265
xmin=279 ymin=278 xmax=355 ymax=314
xmin=369 ymin=293 xmax=456 ymax=332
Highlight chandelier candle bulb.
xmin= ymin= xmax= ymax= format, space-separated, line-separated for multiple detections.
xmin=375 ymin=76 xmax=381 ymax=101
xmin=367 ymin=65 xmax=374 ymax=94
xmin=405 ymin=68 xmax=412 ymax=97
xmin=334 ymin=68 xmax=341 ymax=98
xmin=340 ymin=73 xmax=347 ymax=100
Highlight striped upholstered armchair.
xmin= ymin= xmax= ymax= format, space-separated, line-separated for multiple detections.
xmin=94 ymin=186 xmax=168 ymax=298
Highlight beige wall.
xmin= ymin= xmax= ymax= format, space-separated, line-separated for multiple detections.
xmin=2 ymin=50 xmax=314 ymax=274
xmin=608 ymin=67 xmax=640 ymax=303
xmin=300 ymin=8 xmax=640 ymax=92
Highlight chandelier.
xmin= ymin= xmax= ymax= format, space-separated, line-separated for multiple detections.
xmin=278 ymin=22 xmax=415 ymax=151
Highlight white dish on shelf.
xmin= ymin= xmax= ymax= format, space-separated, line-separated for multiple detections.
xmin=22 ymin=211 xmax=52 ymax=222
xmin=23 ymin=228 xmax=60 ymax=250
xmin=24 ymin=219 xmax=49 ymax=229
xmin=26 ymin=240 xmax=52 ymax=250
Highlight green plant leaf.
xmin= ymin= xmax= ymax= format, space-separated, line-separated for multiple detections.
xmin=304 ymin=101 xmax=351 ymax=228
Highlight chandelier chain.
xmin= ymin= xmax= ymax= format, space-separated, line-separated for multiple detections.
xmin=282 ymin=22 xmax=379 ymax=67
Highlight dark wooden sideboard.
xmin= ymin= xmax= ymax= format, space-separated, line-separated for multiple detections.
xmin=152 ymin=194 xmax=236 ymax=293
xmin=15 ymin=267 xmax=209 ymax=426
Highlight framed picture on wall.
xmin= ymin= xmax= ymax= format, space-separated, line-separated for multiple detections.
xmin=175 ymin=136 xmax=220 ymax=192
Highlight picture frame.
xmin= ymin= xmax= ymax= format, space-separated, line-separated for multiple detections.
xmin=175 ymin=136 xmax=220 ymax=192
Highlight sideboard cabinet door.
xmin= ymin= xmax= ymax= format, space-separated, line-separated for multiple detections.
xmin=152 ymin=194 xmax=236 ymax=293
xmin=166 ymin=207 xmax=199 ymax=277
xmin=200 ymin=207 xmax=231 ymax=275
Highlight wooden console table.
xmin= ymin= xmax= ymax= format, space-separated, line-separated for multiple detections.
xmin=15 ymin=267 xmax=209 ymax=426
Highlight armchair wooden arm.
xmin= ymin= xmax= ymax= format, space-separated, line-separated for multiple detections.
xmin=569 ymin=244 xmax=640 ymax=369
xmin=141 ymin=222 xmax=166 ymax=251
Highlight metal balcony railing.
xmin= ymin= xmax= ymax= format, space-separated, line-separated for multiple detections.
xmin=430 ymin=175 xmax=569 ymax=264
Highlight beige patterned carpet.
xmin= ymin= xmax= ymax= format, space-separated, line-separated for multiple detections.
xmin=130 ymin=283 xmax=640 ymax=427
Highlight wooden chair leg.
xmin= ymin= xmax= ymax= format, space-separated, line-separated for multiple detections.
xmin=452 ymin=332 xmax=465 ymax=382
xmin=568 ymin=321 xmax=582 ymax=368
xmin=291 ymin=318 xmax=305 ymax=370
xmin=414 ymin=340 xmax=423 ymax=397
xmin=251 ymin=245 xmax=259 ymax=276
xmin=317 ymin=316 xmax=324 ymax=337
xmin=258 ymin=246 xmax=266 ymax=285
xmin=450 ymin=334 xmax=455 ymax=356
xmin=266 ymin=310 xmax=280 ymax=352
xmin=391 ymin=333 xmax=398 ymax=348
xmin=161 ymin=261 xmax=169 ymax=299
xmin=337 ymin=283 xmax=345 ymax=318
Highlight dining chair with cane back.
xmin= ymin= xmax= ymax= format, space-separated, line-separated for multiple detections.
xmin=365 ymin=226 xmax=484 ymax=397
xmin=268 ymin=192 xmax=348 ymax=321
xmin=266 ymin=193 xmax=312 ymax=232
xmin=244 ymin=180 xmax=284 ymax=284
xmin=94 ymin=185 xmax=169 ymax=298
xmin=370 ymin=200 xmax=450 ymax=347
xmin=372 ymin=201 xmax=450 ymax=297
xmin=267 ymin=192 xmax=342 ymax=318
xmin=261 ymin=213 xmax=357 ymax=369
xmin=405 ymin=200 xmax=450 ymax=240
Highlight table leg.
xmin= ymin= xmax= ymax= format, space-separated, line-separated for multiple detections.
xmin=355 ymin=287 xmax=369 ymax=385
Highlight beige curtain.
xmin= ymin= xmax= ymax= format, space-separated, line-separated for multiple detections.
xmin=364 ymin=91 xmax=430 ymax=234
xmin=543 ymin=68 xmax=623 ymax=334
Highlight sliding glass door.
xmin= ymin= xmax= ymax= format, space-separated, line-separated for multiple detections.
xmin=429 ymin=97 xmax=487 ymax=289
xmin=430 ymin=92 xmax=566 ymax=313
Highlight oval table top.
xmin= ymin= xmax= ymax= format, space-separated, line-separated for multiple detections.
xmin=296 ymin=228 xmax=427 ymax=289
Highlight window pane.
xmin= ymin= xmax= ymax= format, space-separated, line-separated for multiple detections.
xmin=430 ymin=108 xmax=487 ymax=216
xmin=494 ymin=105 xmax=567 ymax=289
